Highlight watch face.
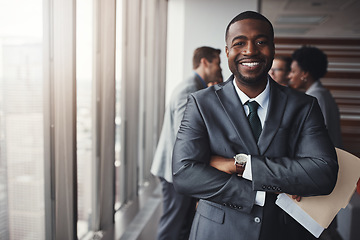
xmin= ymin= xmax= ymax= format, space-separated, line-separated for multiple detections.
xmin=235 ymin=154 xmax=247 ymax=165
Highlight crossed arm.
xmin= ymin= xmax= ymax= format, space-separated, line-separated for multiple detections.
xmin=209 ymin=155 xmax=302 ymax=201
xmin=173 ymin=94 xmax=338 ymax=207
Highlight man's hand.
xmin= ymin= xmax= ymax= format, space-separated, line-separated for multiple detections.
xmin=291 ymin=195 xmax=302 ymax=202
xmin=209 ymin=155 xmax=236 ymax=174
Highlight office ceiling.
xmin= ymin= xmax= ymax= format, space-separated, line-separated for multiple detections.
xmin=261 ymin=0 xmax=360 ymax=39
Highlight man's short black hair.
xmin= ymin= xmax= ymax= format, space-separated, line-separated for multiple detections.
xmin=225 ymin=11 xmax=274 ymax=42
xmin=292 ymin=46 xmax=328 ymax=80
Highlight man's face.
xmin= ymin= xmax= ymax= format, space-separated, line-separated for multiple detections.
xmin=225 ymin=19 xmax=274 ymax=86
xmin=269 ymin=59 xmax=290 ymax=86
xmin=288 ymin=60 xmax=306 ymax=90
xmin=205 ymin=55 xmax=223 ymax=84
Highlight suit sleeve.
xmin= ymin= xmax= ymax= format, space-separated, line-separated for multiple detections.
xmin=172 ymin=94 xmax=256 ymax=213
xmin=308 ymin=90 xmax=329 ymax=126
xmin=172 ymin=90 xmax=191 ymax=137
xmin=251 ymin=98 xmax=338 ymax=196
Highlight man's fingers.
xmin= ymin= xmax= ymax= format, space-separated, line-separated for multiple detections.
xmin=291 ymin=195 xmax=302 ymax=202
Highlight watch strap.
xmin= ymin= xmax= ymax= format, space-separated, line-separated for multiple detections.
xmin=235 ymin=163 xmax=245 ymax=175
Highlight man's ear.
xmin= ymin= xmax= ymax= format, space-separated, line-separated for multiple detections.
xmin=200 ymin=57 xmax=209 ymax=67
xmin=225 ymin=46 xmax=229 ymax=58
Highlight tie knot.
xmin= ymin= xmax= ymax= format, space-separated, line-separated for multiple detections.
xmin=247 ymin=101 xmax=259 ymax=113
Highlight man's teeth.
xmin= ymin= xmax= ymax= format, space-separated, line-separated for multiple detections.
xmin=241 ymin=62 xmax=259 ymax=67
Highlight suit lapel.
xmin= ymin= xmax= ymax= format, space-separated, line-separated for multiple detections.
xmin=215 ymin=78 xmax=288 ymax=155
xmin=258 ymin=80 xmax=287 ymax=155
xmin=215 ymin=77 xmax=259 ymax=154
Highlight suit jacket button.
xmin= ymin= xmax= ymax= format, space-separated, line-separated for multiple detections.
xmin=272 ymin=186 xmax=277 ymax=190
xmin=262 ymin=185 xmax=266 ymax=189
xmin=277 ymin=187 xmax=282 ymax=192
xmin=237 ymin=206 xmax=242 ymax=209
xmin=223 ymin=203 xmax=227 ymax=206
xmin=254 ymin=217 xmax=261 ymax=223
xmin=267 ymin=186 xmax=272 ymax=190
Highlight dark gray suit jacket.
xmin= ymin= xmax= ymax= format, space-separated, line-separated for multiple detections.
xmin=172 ymin=76 xmax=338 ymax=240
xmin=306 ymin=80 xmax=342 ymax=148
xmin=151 ymin=74 xmax=206 ymax=182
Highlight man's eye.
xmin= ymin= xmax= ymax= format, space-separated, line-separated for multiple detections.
xmin=234 ymin=42 xmax=244 ymax=46
xmin=257 ymin=41 xmax=266 ymax=45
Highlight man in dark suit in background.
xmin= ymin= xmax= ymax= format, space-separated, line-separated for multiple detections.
xmin=151 ymin=46 xmax=222 ymax=240
xmin=172 ymin=11 xmax=338 ymax=240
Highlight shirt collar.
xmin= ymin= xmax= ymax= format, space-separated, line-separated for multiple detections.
xmin=232 ymin=77 xmax=270 ymax=110
xmin=194 ymin=72 xmax=207 ymax=89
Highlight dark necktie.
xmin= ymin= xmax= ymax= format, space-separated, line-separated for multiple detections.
xmin=246 ymin=101 xmax=262 ymax=142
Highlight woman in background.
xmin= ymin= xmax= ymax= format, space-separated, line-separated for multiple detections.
xmin=288 ymin=45 xmax=342 ymax=148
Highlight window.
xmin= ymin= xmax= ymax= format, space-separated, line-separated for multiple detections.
xmin=76 ymin=0 xmax=94 ymax=238
xmin=0 ymin=0 xmax=168 ymax=238
xmin=115 ymin=0 xmax=124 ymax=209
xmin=0 ymin=0 xmax=45 ymax=239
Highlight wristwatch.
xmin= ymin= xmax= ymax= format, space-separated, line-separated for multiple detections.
xmin=234 ymin=153 xmax=248 ymax=176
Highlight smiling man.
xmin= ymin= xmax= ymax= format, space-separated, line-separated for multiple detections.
xmin=172 ymin=11 xmax=338 ymax=240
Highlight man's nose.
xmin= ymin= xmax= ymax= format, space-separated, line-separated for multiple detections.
xmin=243 ymin=42 xmax=257 ymax=55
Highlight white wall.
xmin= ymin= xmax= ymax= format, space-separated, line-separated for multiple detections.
xmin=166 ymin=0 xmax=259 ymax=103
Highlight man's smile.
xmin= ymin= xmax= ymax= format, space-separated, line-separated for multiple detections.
xmin=237 ymin=59 xmax=263 ymax=70
xmin=241 ymin=62 xmax=260 ymax=67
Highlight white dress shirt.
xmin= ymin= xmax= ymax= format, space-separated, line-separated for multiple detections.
xmin=232 ymin=78 xmax=270 ymax=206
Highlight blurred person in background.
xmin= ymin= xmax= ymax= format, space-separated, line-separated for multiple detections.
xmin=151 ymin=46 xmax=222 ymax=240
xmin=269 ymin=55 xmax=292 ymax=86
xmin=288 ymin=45 xmax=342 ymax=148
